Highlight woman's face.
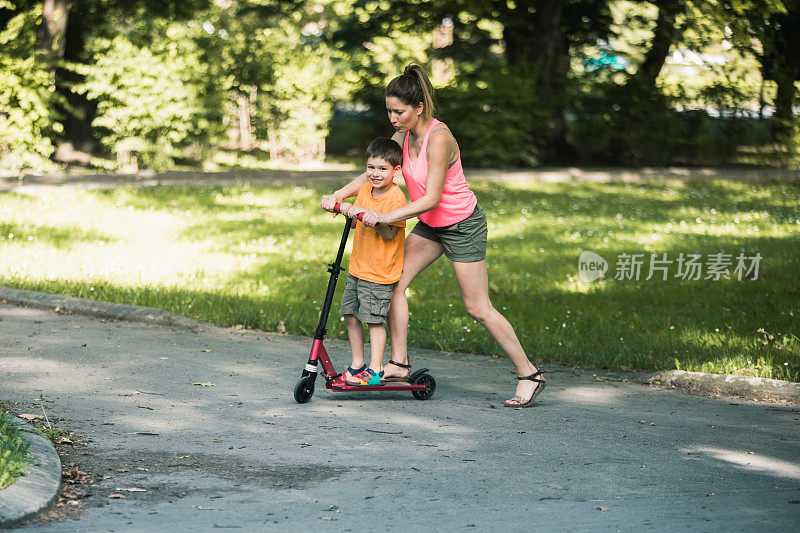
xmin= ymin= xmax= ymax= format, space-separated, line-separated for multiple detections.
xmin=386 ymin=96 xmax=422 ymax=133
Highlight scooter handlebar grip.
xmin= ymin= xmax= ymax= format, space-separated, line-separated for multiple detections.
xmin=333 ymin=203 xmax=364 ymax=221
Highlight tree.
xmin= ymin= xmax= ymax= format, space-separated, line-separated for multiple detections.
xmin=0 ymin=1 xmax=62 ymax=172
xmin=330 ymin=0 xmax=614 ymax=163
xmin=719 ymin=0 xmax=799 ymax=145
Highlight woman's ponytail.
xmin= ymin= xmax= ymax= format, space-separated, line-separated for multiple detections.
xmin=386 ymin=62 xmax=435 ymax=122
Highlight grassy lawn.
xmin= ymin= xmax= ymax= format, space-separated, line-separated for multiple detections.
xmin=1 ymin=178 xmax=798 ymax=381
xmin=0 ymin=408 xmax=31 ymax=489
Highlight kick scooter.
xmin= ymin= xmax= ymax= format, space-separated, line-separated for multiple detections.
xmin=293 ymin=204 xmax=436 ymax=403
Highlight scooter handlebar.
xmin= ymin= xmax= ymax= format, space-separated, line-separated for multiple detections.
xmin=333 ymin=203 xmax=365 ymax=221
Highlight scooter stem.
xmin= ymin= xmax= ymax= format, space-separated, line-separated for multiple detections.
xmin=313 ymin=216 xmax=353 ymax=340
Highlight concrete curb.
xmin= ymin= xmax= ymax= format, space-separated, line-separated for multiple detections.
xmin=645 ymin=369 xmax=800 ymax=404
xmin=3 ymin=285 xmax=799 ymax=405
xmin=0 ymin=286 xmax=206 ymax=330
xmin=0 ymin=419 xmax=62 ymax=527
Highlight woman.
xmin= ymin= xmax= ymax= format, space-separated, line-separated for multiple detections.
xmin=322 ymin=64 xmax=545 ymax=407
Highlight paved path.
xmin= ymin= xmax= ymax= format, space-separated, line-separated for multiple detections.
xmin=2 ymin=167 xmax=799 ymax=193
xmin=2 ymin=303 xmax=799 ymax=531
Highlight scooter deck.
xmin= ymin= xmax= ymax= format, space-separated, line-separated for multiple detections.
xmin=327 ymin=382 xmax=429 ymax=392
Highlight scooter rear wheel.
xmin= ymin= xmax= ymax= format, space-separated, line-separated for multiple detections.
xmin=294 ymin=376 xmax=315 ymax=403
xmin=411 ymin=373 xmax=436 ymax=400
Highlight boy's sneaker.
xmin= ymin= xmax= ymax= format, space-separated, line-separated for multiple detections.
xmin=333 ymin=364 xmax=367 ymax=386
xmin=346 ymin=368 xmax=384 ymax=386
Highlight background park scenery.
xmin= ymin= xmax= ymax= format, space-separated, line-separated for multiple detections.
xmin=1 ymin=1 xmax=799 ymax=381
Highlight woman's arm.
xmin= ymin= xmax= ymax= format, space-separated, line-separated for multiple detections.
xmin=321 ymin=172 xmax=368 ymax=213
xmin=363 ymin=129 xmax=451 ymax=226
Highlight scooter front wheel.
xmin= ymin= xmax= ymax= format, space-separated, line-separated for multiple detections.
xmin=294 ymin=376 xmax=315 ymax=403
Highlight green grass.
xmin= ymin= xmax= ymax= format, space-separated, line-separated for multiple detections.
xmin=1 ymin=178 xmax=798 ymax=380
xmin=0 ymin=408 xmax=32 ymax=489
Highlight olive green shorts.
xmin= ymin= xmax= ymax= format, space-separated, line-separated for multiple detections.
xmin=410 ymin=205 xmax=488 ymax=263
xmin=340 ymin=274 xmax=395 ymax=324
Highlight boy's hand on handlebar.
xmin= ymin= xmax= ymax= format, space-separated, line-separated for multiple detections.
xmin=361 ymin=209 xmax=384 ymax=227
xmin=345 ymin=205 xmax=366 ymax=219
xmin=321 ymin=194 xmax=340 ymax=215
xmin=338 ymin=202 xmax=354 ymax=217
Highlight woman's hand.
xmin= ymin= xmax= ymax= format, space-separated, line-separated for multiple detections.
xmin=321 ymin=193 xmax=340 ymax=215
xmin=361 ymin=209 xmax=386 ymax=227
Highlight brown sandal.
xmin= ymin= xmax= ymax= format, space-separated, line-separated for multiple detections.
xmin=504 ymin=371 xmax=546 ymax=408
xmin=382 ymin=359 xmax=411 ymax=382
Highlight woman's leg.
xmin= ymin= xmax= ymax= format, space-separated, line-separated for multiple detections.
xmin=383 ymin=233 xmax=444 ymax=380
xmin=451 ymin=260 xmax=542 ymax=401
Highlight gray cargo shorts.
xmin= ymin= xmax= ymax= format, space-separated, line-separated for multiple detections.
xmin=339 ymin=274 xmax=396 ymax=324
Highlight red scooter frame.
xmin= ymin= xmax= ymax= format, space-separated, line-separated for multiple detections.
xmin=293 ymin=204 xmax=436 ymax=403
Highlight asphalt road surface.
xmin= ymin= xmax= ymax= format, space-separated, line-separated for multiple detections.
xmin=2 ymin=303 xmax=799 ymax=532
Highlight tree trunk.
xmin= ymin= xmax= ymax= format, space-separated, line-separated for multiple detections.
xmin=237 ymin=90 xmax=253 ymax=151
xmin=772 ymin=68 xmax=799 ymax=144
xmin=56 ymin=8 xmax=97 ymax=153
xmin=629 ymin=0 xmax=684 ymax=90
xmin=37 ymin=0 xmax=69 ymax=62
xmin=502 ymin=0 xmax=571 ymax=160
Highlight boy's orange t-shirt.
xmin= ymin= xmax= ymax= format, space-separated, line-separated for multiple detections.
xmin=349 ymin=182 xmax=407 ymax=284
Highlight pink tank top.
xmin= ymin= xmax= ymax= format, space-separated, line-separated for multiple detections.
xmin=402 ymin=119 xmax=477 ymax=227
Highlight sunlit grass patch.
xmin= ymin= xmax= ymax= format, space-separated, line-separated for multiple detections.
xmin=1 ymin=178 xmax=798 ymax=380
xmin=0 ymin=408 xmax=32 ymax=489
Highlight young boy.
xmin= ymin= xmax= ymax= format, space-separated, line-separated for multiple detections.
xmin=335 ymin=138 xmax=406 ymax=386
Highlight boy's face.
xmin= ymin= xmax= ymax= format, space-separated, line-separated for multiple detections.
xmin=366 ymin=156 xmax=400 ymax=190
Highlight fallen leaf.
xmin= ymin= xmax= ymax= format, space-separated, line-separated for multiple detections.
xmin=62 ymin=467 xmax=88 ymax=480
xmin=18 ymin=413 xmax=44 ymax=421
xmin=201 ymin=349 xmax=213 ymax=353
xmin=108 ymin=494 xmax=126 ymax=499
xmin=596 ymin=507 xmax=608 ymax=512
xmin=192 ymin=382 xmax=216 ymax=387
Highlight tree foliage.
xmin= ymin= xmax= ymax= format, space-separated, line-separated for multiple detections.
xmin=0 ymin=1 xmax=61 ymax=173
xmin=0 ymin=0 xmax=796 ymax=173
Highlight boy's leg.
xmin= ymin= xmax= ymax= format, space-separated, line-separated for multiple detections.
xmin=344 ymin=314 xmax=365 ymax=369
xmin=366 ymin=323 xmax=386 ymax=372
